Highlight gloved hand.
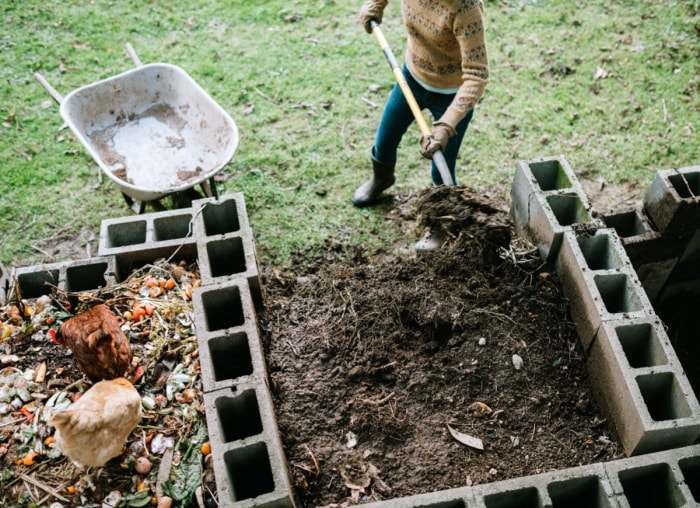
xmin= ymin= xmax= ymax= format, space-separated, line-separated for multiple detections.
xmin=420 ymin=122 xmax=456 ymax=159
xmin=359 ymin=1 xmax=384 ymax=34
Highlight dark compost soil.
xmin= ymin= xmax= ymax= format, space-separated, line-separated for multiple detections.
xmin=259 ymin=186 xmax=625 ymax=507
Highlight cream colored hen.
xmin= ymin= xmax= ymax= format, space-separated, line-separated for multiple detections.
xmin=49 ymin=377 xmax=142 ymax=468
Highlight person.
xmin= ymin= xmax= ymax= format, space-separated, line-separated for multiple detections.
xmin=353 ymin=0 xmax=489 ymax=250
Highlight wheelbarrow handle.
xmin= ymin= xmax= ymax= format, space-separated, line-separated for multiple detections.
xmin=370 ymin=20 xmax=454 ymax=186
xmin=35 ymin=44 xmax=141 ymax=106
xmin=125 ymin=42 xmax=143 ymax=68
xmin=33 ymin=72 xmax=64 ymax=105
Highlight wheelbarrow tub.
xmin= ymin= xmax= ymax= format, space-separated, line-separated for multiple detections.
xmin=59 ymin=63 xmax=238 ymax=202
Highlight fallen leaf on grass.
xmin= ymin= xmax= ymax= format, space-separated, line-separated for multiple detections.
xmin=594 ymin=66 xmax=610 ymax=79
xmin=446 ymin=424 xmax=484 ymax=451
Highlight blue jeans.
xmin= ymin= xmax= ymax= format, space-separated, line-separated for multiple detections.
xmin=372 ymin=64 xmax=474 ymax=185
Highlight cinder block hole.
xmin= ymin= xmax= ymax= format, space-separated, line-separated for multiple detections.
xmin=483 ymin=486 xmax=541 ymax=508
xmin=215 ymin=389 xmax=263 ymax=442
xmin=602 ymin=211 xmax=647 ymax=238
xmin=205 ymin=237 xmax=246 ymax=278
xmin=547 ymin=475 xmax=611 ymax=508
xmin=546 ymin=194 xmax=591 ymax=227
xmin=636 ymin=372 xmax=692 ymax=421
xmin=105 ymin=220 xmax=147 ymax=247
xmin=593 ymin=274 xmax=643 ymax=313
xmin=577 ymin=233 xmax=624 ymax=270
xmin=248 ymin=275 xmax=264 ymax=315
xmin=616 ymin=322 xmax=668 ymax=368
xmin=669 ymin=171 xmax=700 ymax=199
xmin=202 ymin=199 xmax=241 ymax=236
xmin=209 ymin=332 xmax=253 ymax=382
xmin=201 ymin=285 xmax=245 ymax=331
xmin=618 ymin=463 xmax=686 ymax=508
xmin=412 ymin=501 xmax=465 ymax=508
xmin=113 ymin=248 xmax=197 ymax=282
xmin=679 ymin=456 xmax=700 ymax=502
xmin=153 ymin=213 xmax=193 ymax=241
xmin=65 ymin=262 xmax=109 ymax=293
xmin=223 ymin=442 xmax=275 ymax=501
xmin=17 ymin=270 xmax=60 ymax=299
xmin=529 ymin=159 xmax=572 ymax=191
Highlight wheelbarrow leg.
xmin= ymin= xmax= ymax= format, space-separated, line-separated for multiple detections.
xmin=122 ymin=192 xmax=166 ymax=214
xmin=201 ymin=177 xmax=218 ymax=199
xmin=122 ymin=192 xmax=147 ymax=214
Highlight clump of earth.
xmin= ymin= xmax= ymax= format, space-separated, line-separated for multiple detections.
xmin=260 ymin=186 xmax=624 ymax=507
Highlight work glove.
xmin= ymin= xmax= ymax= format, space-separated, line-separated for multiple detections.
xmin=359 ymin=1 xmax=384 ymax=34
xmin=420 ymin=122 xmax=456 ymax=160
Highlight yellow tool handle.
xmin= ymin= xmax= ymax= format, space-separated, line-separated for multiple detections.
xmin=371 ymin=25 xmax=431 ymax=137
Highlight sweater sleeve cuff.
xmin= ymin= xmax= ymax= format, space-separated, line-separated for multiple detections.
xmin=436 ymin=105 xmax=468 ymax=131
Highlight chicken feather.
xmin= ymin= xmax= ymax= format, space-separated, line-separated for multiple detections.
xmin=49 ymin=377 xmax=142 ymax=468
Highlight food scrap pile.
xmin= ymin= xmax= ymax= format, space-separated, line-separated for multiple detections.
xmin=0 ymin=259 xmax=215 ymax=508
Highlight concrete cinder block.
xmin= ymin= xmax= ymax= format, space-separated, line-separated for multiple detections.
xmin=356 ymin=446 xmax=700 ymax=508
xmin=510 ymin=155 xmax=588 ymax=207
xmin=98 ymin=208 xmax=198 ymax=280
xmin=191 ymin=276 xmax=270 ymax=389
xmin=191 ymin=278 xmax=259 ymax=338
xmin=510 ymin=155 xmax=602 ymax=261
xmin=658 ymin=229 xmax=700 ymax=302
xmin=555 ymin=229 xmax=653 ymax=350
xmin=643 ymin=166 xmax=700 ymax=234
xmin=588 ymin=317 xmax=700 ymax=456
xmin=191 ymin=194 xmax=263 ymax=311
xmin=202 ymin=383 xmax=296 ymax=508
xmin=196 ymin=321 xmax=267 ymax=394
xmin=605 ymin=444 xmax=700 ymax=507
xmin=12 ymin=257 xmax=117 ymax=299
xmin=357 ymin=485 xmax=476 ymax=508
xmin=602 ymin=206 xmax=694 ymax=303
xmin=460 ymin=462 xmax=616 ymax=508
xmin=191 ymin=193 xmax=251 ymax=238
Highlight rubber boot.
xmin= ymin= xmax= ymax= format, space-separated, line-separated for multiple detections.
xmin=414 ymin=229 xmax=448 ymax=252
xmin=352 ymin=152 xmax=396 ymax=207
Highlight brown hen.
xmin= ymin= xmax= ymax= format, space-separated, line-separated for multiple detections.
xmin=55 ymin=304 xmax=132 ymax=382
xmin=49 ymin=377 xmax=142 ymax=467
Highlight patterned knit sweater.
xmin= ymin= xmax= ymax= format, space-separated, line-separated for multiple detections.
xmin=367 ymin=0 xmax=489 ymax=127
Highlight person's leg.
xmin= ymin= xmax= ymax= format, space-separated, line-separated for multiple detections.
xmin=372 ymin=78 xmax=419 ymax=164
xmin=425 ymin=96 xmax=475 ymax=185
xmin=353 ymin=67 xmax=423 ymax=207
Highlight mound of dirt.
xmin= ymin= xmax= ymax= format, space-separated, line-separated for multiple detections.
xmin=260 ymin=187 xmax=624 ymax=507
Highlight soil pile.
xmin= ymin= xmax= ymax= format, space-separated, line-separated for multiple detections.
xmin=261 ymin=187 xmax=624 ymax=507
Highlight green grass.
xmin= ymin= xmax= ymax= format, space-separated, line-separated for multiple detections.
xmin=1 ymin=0 xmax=698 ymax=268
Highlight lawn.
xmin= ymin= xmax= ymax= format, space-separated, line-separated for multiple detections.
xmin=1 ymin=0 xmax=698 ymax=268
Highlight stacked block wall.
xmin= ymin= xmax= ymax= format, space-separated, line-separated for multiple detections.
xmin=603 ymin=165 xmax=700 ymax=304
xmin=96 ymin=193 xmax=295 ymax=507
xmin=510 ymin=156 xmax=700 ymax=457
xmin=509 ymin=155 xmax=604 ymax=261
xmin=359 ymin=444 xmax=700 ymax=507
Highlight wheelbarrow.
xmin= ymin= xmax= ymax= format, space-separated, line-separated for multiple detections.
xmin=35 ymin=43 xmax=239 ymax=214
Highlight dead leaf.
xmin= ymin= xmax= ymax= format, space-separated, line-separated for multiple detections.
xmin=594 ymin=66 xmax=609 ymax=79
xmin=467 ymin=401 xmax=493 ymax=418
xmin=446 ymin=424 xmax=484 ymax=451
